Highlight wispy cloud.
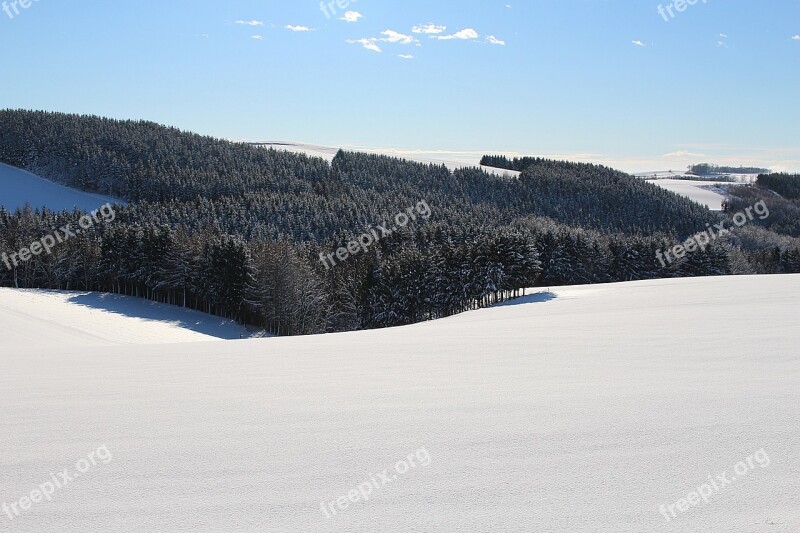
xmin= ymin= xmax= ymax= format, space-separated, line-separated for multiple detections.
xmin=793 ymin=35 xmax=800 ymax=41
xmin=381 ymin=30 xmax=419 ymax=45
xmin=285 ymin=25 xmax=314 ymax=32
xmin=340 ymin=11 xmax=363 ymax=23
xmin=663 ymin=150 xmax=705 ymax=158
xmin=347 ymin=38 xmax=382 ymax=53
xmin=432 ymin=28 xmax=479 ymax=41
xmin=235 ymin=20 xmax=263 ymax=26
xmin=251 ymin=35 xmax=263 ymax=40
xmin=398 ymin=54 xmax=414 ymax=59
xmin=412 ymin=23 xmax=446 ymax=34
xmin=348 ymin=29 xmax=421 ymax=53
xmin=632 ymin=40 xmax=646 ymax=47
xmin=486 ymin=35 xmax=505 ymax=46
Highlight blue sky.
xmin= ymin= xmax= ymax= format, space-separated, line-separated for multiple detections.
xmin=1 ymin=0 xmax=799 ymax=171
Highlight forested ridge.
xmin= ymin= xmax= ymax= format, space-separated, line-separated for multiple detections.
xmin=1 ymin=110 xmax=798 ymax=335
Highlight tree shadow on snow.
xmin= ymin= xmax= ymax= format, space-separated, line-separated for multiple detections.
xmin=66 ymin=292 xmax=248 ymax=340
xmin=493 ymin=291 xmax=557 ymax=308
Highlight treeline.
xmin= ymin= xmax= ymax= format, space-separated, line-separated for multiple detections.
xmin=1 ymin=208 xmax=797 ymax=336
xmin=1 ymin=110 xmax=798 ymax=335
xmin=0 ymin=208 xmax=543 ymax=334
xmin=481 ymin=154 xmax=539 ymax=172
xmin=757 ymin=173 xmax=800 ymax=200
xmin=689 ymin=163 xmax=769 ymax=176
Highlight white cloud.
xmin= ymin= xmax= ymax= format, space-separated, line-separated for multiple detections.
xmin=486 ymin=35 xmax=505 ymax=46
xmin=381 ymin=30 xmax=419 ymax=45
xmin=398 ymin=54 xmax=414 ymax=59
xmin=720 ymin=33 xmax=728 ymax=38
xmin=340 ymin=11 xmax=363 ymax=23
xmin=793 ymin=35 xmax=800 ymax=41
xmin=285 ymin=25 xmax=314 ymax=32
xmin=347 ymin=38 xmax=382 ymax=53
xmin=632 ymin=40 xmax=646 ymax=47
xmin=235 ymin=20 xmax=263 ymax=26
xmin=251 ymin=35 xmax=263 ymax=40
xmin=432 ymin=28 xmax=479 ymax=41
xmin=663 ymin=150 xmax=705 ymax=158
xmin=412 ymin=23 xmax=446 ymax=34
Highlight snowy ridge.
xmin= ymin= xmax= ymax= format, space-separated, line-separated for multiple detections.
xmin=247 ymin=141 xmax=522 ymax=178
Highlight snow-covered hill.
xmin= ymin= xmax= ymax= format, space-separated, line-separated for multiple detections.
xmin=0 ymin=162 xmax=123 ymax=212
xmin=1 ymin=275 xmax=798 ymax=532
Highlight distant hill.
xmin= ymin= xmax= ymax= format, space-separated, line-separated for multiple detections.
xmin=0 ymin=110 xmax=797 ymax=336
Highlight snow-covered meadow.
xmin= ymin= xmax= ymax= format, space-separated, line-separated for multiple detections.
xmin=1 ymin=275 xmax=798 ymax=532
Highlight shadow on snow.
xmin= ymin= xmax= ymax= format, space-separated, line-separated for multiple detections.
xmin=492 ymin=291 xmax=557 ymax=308
xmin=66 ymin=292 xmax=247 ymax=340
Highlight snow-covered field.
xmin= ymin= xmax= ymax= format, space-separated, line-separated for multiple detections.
xmin=1 ymin=275 xmax=798 ymax=532
xmin=646 ymin=179 xmax=734 ymax=211
xmin=0 ymin=162 xmax=123 ymax=212
xmin=638 ymin=172 xmax=761 ymax=211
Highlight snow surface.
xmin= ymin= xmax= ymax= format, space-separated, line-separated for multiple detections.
xmin=0 ymin=162 xmax=124 ymax=212
xmin=0 ymin=289 xmax=251 ymax=346
xmin=646 ymin=179 xmax=734 ymax=211
xmin=1 ymin=275 xmax=799 ymax=532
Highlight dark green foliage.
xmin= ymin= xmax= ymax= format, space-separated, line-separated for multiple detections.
xmin=689 ymin=164 xmax=768 ymax=176
xmin=757 ymin=173 xmax=800 ymax=200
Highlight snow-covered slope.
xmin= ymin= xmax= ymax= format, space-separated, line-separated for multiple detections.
xmin=0 ymin=162 xmax=123 ymax=212
xmin=638 ymin=172 xmax=760 ymax=211
xmin=1 ymin=275 xmax=798 ymax=532
xmin=646 ymin=178 xmax=732 ymax=211
xmin=0 ymin=288 xmax=251 ymax=346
